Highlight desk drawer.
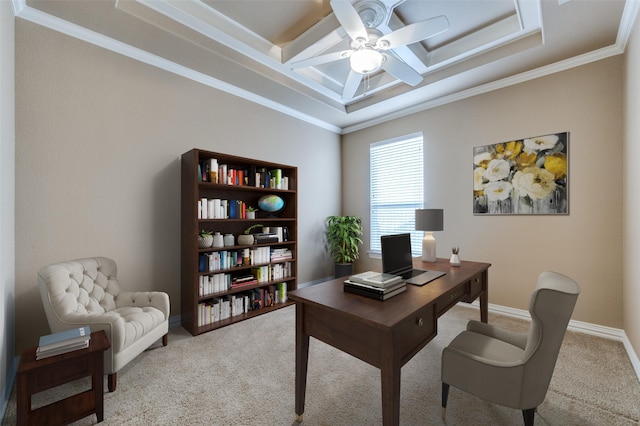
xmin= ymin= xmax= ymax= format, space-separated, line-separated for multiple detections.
xmin=436 ymin=282 xmax=469 ymax=317
xmin=395 ymin=305 xmax=436 ymax=362
xmin=462 ymin=272 xmax=485 ymax=303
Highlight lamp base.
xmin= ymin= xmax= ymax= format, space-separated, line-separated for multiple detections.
xmin=422 ymin=232 xmax=436 ymax=262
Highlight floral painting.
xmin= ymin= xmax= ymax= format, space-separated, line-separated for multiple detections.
xmin=473 ymin=132 xmax=568 ymax=215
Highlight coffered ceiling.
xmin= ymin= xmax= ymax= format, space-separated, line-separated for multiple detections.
xmin=13 ymin=0 xmax=640 ymax=133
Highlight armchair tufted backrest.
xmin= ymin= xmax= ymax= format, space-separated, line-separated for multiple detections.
xmin=38 ymin=257 xmax=122 ymax=331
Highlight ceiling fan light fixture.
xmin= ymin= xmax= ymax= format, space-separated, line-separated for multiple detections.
xmin=350 ymin=48 xmax=383 ymax=74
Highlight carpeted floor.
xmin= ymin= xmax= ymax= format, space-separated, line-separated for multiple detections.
xmin=3 ymin=304 xmax=640 ymax=425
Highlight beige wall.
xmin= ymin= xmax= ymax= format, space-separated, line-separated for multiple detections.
xmin=623 ymin=15 xmax=640 ymax=358
xmin=14 ymin=20 xmax=341 ymax=353
xmin=343 ymin=57 xmax=624 ymax=328
xmin=1 ymin=0 xmax=15 ymax=409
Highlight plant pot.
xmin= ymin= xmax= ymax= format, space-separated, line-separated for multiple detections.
xmin=198 ymin=235 xmax=213 ymax=248
xmin=237 ymin=234 xmax=254 ymax=245
xmin=334 ymin=263 xmax=353 ymax=278
xmin=246 ymin=211 xmax=256 ymax=219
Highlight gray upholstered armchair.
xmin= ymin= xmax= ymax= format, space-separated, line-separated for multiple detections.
xmin=441 ymin=271 xmax=580 ymax=426
xmin=38 ymin=257 xmax=170 ymax=392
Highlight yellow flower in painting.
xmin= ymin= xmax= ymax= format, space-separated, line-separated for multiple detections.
xmin=544 ymin=154 xmax=567 ymax=179
xmin=496 ymin=141 xmax=523 ymax=161
xmin=517 ymin=152 xmax=537 ymax=169
xmin=512 ymin=167 xmax=556 ymax=200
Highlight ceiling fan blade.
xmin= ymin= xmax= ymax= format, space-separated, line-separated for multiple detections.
xmin=381 ymin=54 xmax=423 ymax=86
xmin=330 ymin=0 xmax=369 ymax=43
xmin=291 ymin=50 xmax=352 ymax=69
xmin=377 ymin=15 xmax=449 ymax=50
xmin=342 ymin=69 xmax=363 ymax=99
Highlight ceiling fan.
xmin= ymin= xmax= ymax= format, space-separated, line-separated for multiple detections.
xmin=291 ymin=0 xmax=450 ymax=100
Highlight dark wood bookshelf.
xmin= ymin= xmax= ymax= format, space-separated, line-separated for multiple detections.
xmin=181 ymin=148 xmax=298 ymax=336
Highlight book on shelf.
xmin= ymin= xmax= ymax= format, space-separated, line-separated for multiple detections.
xmin=348 ymin=271 xmax=404 ymax=288
xmin=343 ymin=282 xmax=407 ymax=300
xmin=37 ymin=326 xmax=91 ymax=352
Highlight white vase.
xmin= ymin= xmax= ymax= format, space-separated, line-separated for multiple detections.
xmin=450 ymin=254 xmax=461 ymax=266
xmin=246 ymin=211 xmax=256 ymax=219
xmin=212 ymin=232 xmax=224 ymax=248
xmin=223 ymin=233 xmax=235 ymax=246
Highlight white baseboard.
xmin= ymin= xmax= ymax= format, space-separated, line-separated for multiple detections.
xmin=464 ymin=300 xmax=640 ymax=382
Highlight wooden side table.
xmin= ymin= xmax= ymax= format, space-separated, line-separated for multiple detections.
xmin=17 ymin=330 xmax=110 ymax=425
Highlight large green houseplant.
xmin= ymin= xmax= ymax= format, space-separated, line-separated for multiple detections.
xmin=326 ymin=215 xmax=363 ymax=278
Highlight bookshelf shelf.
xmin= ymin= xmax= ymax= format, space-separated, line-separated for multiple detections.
xmin=181 ymin=148 xmax=298 ymax=336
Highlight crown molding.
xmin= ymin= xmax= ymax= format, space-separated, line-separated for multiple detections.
xmin=12 ymin=0 xmax=639 ymax=135
xmin=12 ymin=1 xmax=342 ymax=134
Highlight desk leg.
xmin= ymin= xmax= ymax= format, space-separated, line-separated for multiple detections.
xmin=294 ymin=303 xmax=309 ymax=423
xmin=380 ymin=346 xmax=401 ymax=425
xmin=480 ymin=271 xmax=489 ymax=323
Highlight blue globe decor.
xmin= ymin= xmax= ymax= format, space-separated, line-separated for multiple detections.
xmin=258 ymin=194 xmax=285 ymax=213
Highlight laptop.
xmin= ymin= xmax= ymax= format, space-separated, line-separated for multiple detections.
xmin=381 ymin=233 xmax=446 ymax=286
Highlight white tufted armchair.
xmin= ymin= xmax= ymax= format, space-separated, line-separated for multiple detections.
xmin=38 ymin=257 xmax=170 ymax=392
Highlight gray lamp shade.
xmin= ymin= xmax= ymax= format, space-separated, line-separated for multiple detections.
xmin=415 ymin=209 xmax=444 ymax=231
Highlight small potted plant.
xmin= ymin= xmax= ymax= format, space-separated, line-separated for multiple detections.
xmin=237 ymin=223 xmax=263 ymax=245
xmin=198 ymin=230 xmax=213 ymax=248
xmin=246 ymin=206 xmax=258 ymax=219
xmin=326 ymin=215 xmax=363 ymax=278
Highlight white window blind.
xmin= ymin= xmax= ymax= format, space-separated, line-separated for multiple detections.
xmin=370 ymin=133 xmax=424 ymax=254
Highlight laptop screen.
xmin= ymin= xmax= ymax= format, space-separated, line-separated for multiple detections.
xmin=381 ymin=233 xmax=413 ymax=274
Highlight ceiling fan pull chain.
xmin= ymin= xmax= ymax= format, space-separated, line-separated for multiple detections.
xmin=363 ymin=73 xmax=370 ymax=96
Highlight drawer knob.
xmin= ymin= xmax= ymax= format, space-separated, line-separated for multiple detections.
xmin=416 ymin=317 xmax=424 ymax=327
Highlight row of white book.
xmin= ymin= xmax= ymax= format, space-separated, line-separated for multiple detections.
xmin=197 ymin=284 xmax=287 ymax=326
xmin=36 ymin=326 xmax=91 ymax=360
xmin=198 ymin=262 xmax=292 ymax=296
xmin=199 ymin=247 xmax=292 ymax=274
xmin=252 ymin=262 xmax=292 ymax=283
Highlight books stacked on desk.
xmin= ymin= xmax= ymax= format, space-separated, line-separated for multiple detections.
xmin=344 ymin=271 xmax=406 ymax=301
xmin=36 ymin=326 xmax=91 ymax=360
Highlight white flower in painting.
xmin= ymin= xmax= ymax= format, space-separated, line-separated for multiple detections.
xmin=512 ymin=167 xmax=556 ymax=200
xmin=474 ymin=167 xmax=486 ymax=190
xmin=523 ymin=135 xmax=559 ymax=151
xmin=473 ymin=152 xmax=492 ymax=166
xmin=485 ymin=181 xmax=512 ymax=201
xmin=484 ymin=159 xmax=511 ymax=182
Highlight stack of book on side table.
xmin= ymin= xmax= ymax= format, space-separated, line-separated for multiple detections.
xmin=344 ymin=271 xmax=407 ymax=301
xmin=36 ymin=326 xmax=91 ymax=360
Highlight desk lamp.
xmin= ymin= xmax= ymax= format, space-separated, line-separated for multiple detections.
xmin=415 ymin=209 xmax=444 ymax=262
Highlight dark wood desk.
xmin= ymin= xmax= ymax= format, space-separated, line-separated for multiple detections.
xmin=17 ymin=330 xmax=110 ymax=425
xmin=288 ymin=258 xmax=490 ymax=426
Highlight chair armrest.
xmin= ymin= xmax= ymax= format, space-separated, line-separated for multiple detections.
xmin=116 ymin=291 xmax=170 ymax=318
xmin=466 ymin=320 xmax=528 ymax=349
xmin=57 ymin=312 xmax=127 ymax=351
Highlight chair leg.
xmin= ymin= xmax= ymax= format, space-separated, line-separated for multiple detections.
xmin=108 ymin=373 xmax=117 ymax=392
xmin=522 ymin=408 xmax=535 ymax=426
xmin=441 ymin=383 xmax=450 ymax=419
xmin=162 ymin=333 xmax=168 ymax=346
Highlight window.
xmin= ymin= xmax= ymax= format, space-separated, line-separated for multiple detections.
xmin=370 ymin=133 xmax=424 ymax=255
